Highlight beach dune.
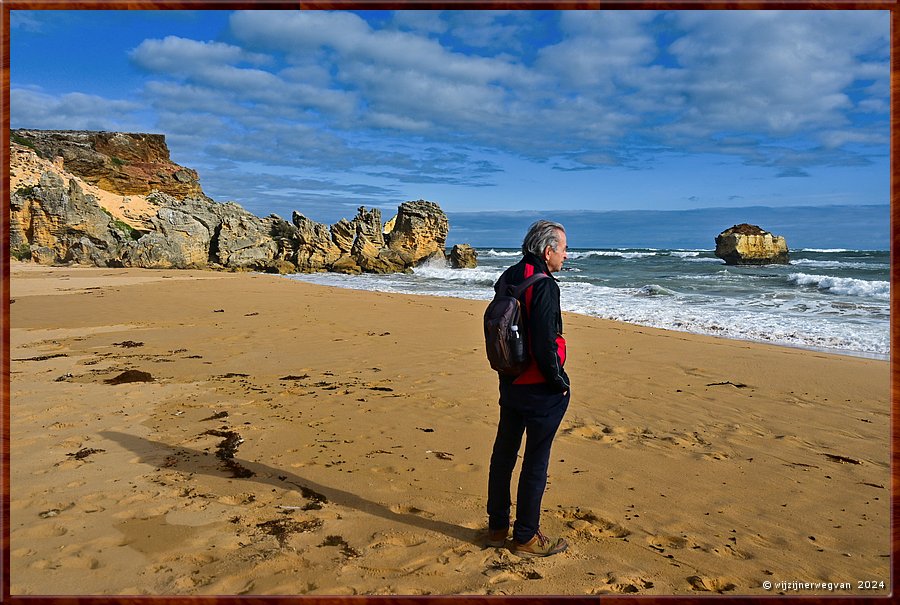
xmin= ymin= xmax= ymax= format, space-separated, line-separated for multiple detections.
xmin=7 ymin=263 xmax=890 ymax=595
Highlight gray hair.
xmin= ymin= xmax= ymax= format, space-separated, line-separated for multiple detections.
xmin=522 ymin=220 xmax=566 ymax=257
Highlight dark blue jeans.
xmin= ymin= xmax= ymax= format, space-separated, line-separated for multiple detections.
xmin=487 ymin=381 xmax=570 ymax=544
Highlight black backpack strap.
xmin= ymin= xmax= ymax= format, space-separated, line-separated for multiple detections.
xmin=511 ymin=273 xmax=549 ymax=298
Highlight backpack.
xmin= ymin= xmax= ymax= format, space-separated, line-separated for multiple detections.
xmin=484 ymin=273 xmax=549 ymax=376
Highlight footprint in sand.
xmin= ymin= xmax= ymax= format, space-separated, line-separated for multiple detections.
xmin=719 ymin=542 xmax=754 ymax=560
xmin=558 ymin=507 xmax=630 ymax=539
xmin=485 ymin=556 xmax=544 ymax=585
xmin=687 ymin=575 xmax=737 ymax=593
xmin=590 ymin=573 xmax=655 ymax=594
xmin=561 ymin=421 xmax=621 ymax=444
xmin=58 ymin=553 xmax=102 ymax=570
xmin=368 ymin=531 xmax=427 ymax=549
xmin=389 ymin=504 xmax=435 ymax=518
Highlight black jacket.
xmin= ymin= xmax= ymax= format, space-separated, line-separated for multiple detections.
xmin=494 ymin=253 xmax=570 ymax=393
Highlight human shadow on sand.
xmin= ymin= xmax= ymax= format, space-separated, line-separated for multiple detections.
xmin=100 ymin=430 xmax=479 ymax=546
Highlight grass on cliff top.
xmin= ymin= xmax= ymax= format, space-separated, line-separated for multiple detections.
xmin=11 ymin=134 xmax=42 ymax=157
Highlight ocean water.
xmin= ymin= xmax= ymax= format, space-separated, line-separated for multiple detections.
xmin=284 ymin=248 xmax=890 ymax=359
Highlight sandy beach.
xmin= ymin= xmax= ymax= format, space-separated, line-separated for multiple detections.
xmin=6 ymin=262 xmax=891 ymax=595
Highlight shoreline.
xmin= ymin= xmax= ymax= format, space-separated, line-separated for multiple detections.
xmin=13 ymin=259 xmax=887 ymax=361
xmin=8 ymin=262 xmax=891 ymax=595
xmin=279 ymin=269 xmax=890 ymax=362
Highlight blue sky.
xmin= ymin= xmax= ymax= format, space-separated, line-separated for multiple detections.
xmin=10 ymin=10 xmax=890 ymax=226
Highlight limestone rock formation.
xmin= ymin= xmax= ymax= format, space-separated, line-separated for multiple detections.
xmin=330 ymin=219 xmax=356 ymax=254
xmin=353 ymin=207 xmax=385 ymax=248
xmin=214 ymin=206 xmax=280 ymax=269
xmin=715 ymin=224 xmax=789 ymax=265
xmin=10 ymin=130 xmax=465 ymax=275
xmin=331 ymin=256 xmax=362 ymax=275
xmin=351 ymin=233 xmax=383 ymax=272
xmin=121 ymin=194 xmax=279 ymax=270
xmin=450 ymin=244 xmax=478 ymax=269
xmin=122 ymin=206 xmax=212 ymax=269
xmin=292 ymin=212 xmax=342 ymax=272
xmin=12 ymin=129 xmax=205 ymax=198
xmin=386 ymin=200 xmax=449 ymax=265
xmin=10 ymin=171 xmax=125 ymax=265
xmin=383 ymin=215 xmax=397 ymax=238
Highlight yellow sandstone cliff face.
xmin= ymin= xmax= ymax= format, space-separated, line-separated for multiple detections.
xmin=714 ymin=224 xmax=789 ymax=265
xmin=11 ymin=140 xmax=158 ymax=232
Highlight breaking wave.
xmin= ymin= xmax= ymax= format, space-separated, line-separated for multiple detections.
xmin=788 ymin=273 xmax=889 ymax=299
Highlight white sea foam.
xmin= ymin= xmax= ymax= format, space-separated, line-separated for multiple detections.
xmin=671 ymin=251 xmax=701 ymax=258
xmin=560 ymin=281 xmax=888 ymax=357
xmin=799 ymin=248 xmax=853 ymax=253
xmin=681 ymin=255 xmax=725 ymax=263
xmin=788 ymin=273 xmax=889 ymax=299
xmin=411 ymin=263 xmax=502 ymax=286
xmin=480 ymin=249 xmax=520 ymax=258
xmin=790 ymin=259 xmax=889 ymax=270
xmin=569 ymin=250 xmax=658 ymax=260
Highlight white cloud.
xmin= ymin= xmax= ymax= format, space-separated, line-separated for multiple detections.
xmin=130 ymin=36 xmax=270 ymax=73
xmin=391 ymin=10 xmax=448 ymax=35
xmin=445 ymin=11 xmax=524 ymax=50
xmin=661 ymin=10 xmax=887 ymax=138
xmin=121 ymin=10 xmax=888 ymax=196
xmin=819 ymin=129 xmax=888 ymax=150
xmin=11 ymin=88 xmax=144 ymax=131
xmin=231 ymin=10 xmax=537 ymax=88
xmin=368 ymin=111 xmax=432 ymax=132
xmin=538 ymin=10 xmax=657 ymax=90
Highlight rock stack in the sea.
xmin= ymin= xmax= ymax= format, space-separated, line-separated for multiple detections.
xmin=9 ymin=129 xmax=462 ymax=274
xmin=714 ymin=224 xmax=789 ymax=265
xmin=450 ymin=244 xmax=478 ymax=269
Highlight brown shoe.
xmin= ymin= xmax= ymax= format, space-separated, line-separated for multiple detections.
xmin=513 ymin=530 xmax=568 ymax=557
xmin=485 ymin=527 xmax=509 ymax=548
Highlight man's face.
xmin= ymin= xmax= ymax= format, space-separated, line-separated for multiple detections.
xmin=544 ymin=230 xmax=568 ymax=273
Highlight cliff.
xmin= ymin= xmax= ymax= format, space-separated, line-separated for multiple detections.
xmin=12 ymin=129 xmax=205 ymax=199
xmin=10 ymin=130 xmax=458 ymax=273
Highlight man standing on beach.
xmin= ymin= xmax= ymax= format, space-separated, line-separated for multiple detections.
xmin=486 ymin=220 xmax=570 ymax=557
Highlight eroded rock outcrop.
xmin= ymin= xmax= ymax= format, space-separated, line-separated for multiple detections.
xmin=10 ymin=172 xmax=127 ymax=266
xmin=354 ymin=207 xmax=385 ymax=248
xmin=292 ymin=212 xmax=342 ymax=272
xmin=450 ymin=244 xmax=478 ymax=269
xmin=117 ymin=193 xmax=280 ymax=270
xmin=715 ymin=224 xmax=789 ymax=265
xmin=386 ymin=200 xmax=449 ymax=265
xmin=10 ymin=130 xmax=458 ymax=274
